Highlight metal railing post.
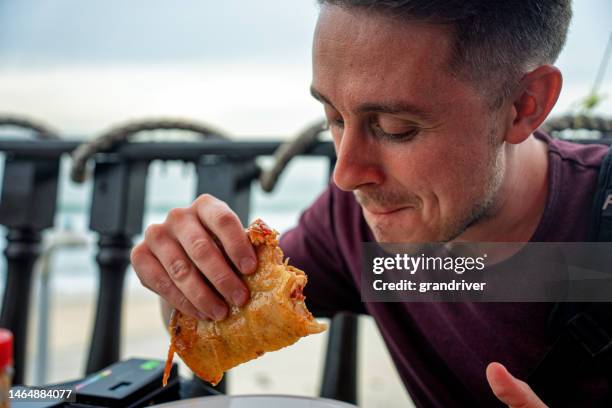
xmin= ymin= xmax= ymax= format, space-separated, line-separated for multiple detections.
xmin=0 ymin=157 xmax=60 ymax=384
xmin=319 ymin=312 xmax=359 ymax=405
xmin=320 ymin=151 xmax=359 ymax=406
xmin=196 ymin=156 xmax=259 ymax=225
xmin=85 ymin=159 xmax=148 ymax=374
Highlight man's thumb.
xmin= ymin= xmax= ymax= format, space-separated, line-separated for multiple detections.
xmin=486 ymin=362 xmax=547 ymax=408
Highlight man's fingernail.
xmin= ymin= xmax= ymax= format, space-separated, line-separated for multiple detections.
xmin=212 ymin=304 xmax=227 ymax=321
xmin=232 ymin=289 xmax=248 ymax=306
xmin=240 ymin=257 xmax=256 ymax=274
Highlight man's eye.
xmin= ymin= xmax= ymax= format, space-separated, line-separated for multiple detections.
xmin=371 ymin=122 xmax=418 ymax=142
xmin=328 ymin=117 xmax=345 ymax=129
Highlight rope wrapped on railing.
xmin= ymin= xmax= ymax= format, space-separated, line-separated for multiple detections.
xmin=541 ymin=115 xmax=612 ymax=138
xmin=70 ymin=118 xmax=229 ymax=183
xmin=259 ymin=119 xmax=328 ymax=192
xmin=0 ymin=114 xmax=59 ymax=140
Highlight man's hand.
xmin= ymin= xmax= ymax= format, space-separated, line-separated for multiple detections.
xmin=486 ymin=362 xmax=547 ymax=408
xmin=130 ymin=194 xmax=257 ymax=321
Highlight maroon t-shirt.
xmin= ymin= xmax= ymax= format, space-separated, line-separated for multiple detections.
xmin=280 ymin=132 xmax=610 ymax=407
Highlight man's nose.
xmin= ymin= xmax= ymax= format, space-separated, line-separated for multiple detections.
xmin=332 ymin=125 xmax=384 ymax=191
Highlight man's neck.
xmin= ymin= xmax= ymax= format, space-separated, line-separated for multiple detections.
xmin=454 ymin=134 xmax=549 ymax=243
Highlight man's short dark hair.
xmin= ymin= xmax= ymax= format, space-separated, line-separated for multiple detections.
xmin=317 ymin=0 xmax=572 ymax=109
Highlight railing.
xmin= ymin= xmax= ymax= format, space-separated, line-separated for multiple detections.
xmin=0 ymin=131 xmax=361 ymax=403
xmin=0 ymin=114 xmax=610 ymax=405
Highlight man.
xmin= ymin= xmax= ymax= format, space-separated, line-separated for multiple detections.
xmin=131 ymin=1 xmax=610 ymax=406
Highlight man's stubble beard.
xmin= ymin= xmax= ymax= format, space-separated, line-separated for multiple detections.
xmin=440 ymin=146 xmax=504 ymax=242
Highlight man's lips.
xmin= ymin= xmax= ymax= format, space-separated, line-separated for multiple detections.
xmin=364 ymin=206 xmax=414 ymax=216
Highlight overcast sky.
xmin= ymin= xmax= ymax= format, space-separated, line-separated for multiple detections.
xmin=0 ymin=1 xmax=609 ymax=137
xmin=0 ymin=0 xmax=319 ymax=65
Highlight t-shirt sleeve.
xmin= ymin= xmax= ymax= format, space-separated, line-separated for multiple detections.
xmin=280 ymin=186 xmax=366 ymax=317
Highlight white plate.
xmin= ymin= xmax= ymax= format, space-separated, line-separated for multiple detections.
xmin=153 ymin=395 xmax=358 ymax=408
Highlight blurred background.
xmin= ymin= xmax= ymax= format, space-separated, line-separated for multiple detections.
xmin=0 ymin=1 xmax=610 ymax=407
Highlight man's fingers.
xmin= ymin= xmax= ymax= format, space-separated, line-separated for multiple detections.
xmin=168 ymin=208 xmax=250 ymax=307
xmin=130 ymin=243 xmax=200 ymax=319
xmin=486 ymin=362 xmax=548 ymax=408
xmin=194 ymin=194 xmax=257 ymax=275
xmin=144 ymin=223 xmax=228 ymax=321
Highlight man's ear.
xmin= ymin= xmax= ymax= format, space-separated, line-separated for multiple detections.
xmin=505 ymin=65 xmax=562 ymax=144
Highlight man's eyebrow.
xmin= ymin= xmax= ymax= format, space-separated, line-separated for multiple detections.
xmin=310 ymin=86 xmax=431 ymax=120
xmin=355 ymin=102 xmax=430 ymax=120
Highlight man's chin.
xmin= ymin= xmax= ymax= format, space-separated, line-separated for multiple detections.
xmin=370 ymin=229 xmax=432 ymax=243
xmin=365 ymin=218 xmax=434 ymax=243
xmin=362 ymin=207 xmax=429 ymax=242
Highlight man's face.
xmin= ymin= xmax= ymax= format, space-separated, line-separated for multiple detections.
xmin=312 ymin=5 xmax=507 ymax=242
